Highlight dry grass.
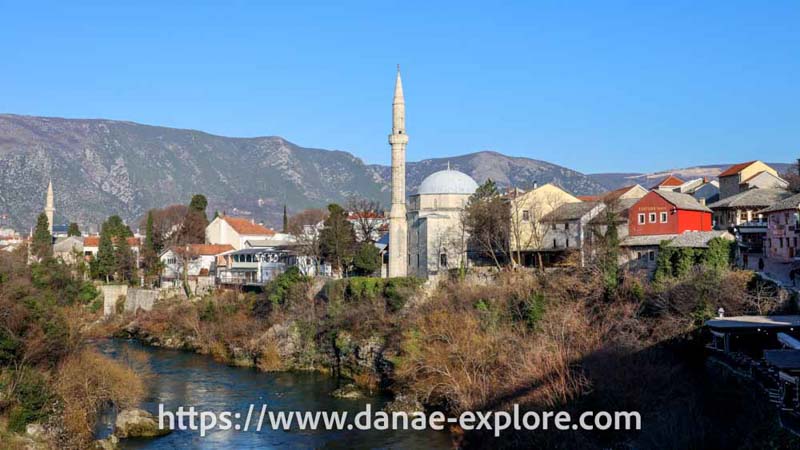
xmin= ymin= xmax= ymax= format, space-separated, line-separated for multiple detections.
xmin=54 ymin=348 xmax=145 ymax=448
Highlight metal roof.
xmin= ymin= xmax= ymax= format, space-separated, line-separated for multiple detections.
xmin=417 ymin=169 xmax=479 ymax=195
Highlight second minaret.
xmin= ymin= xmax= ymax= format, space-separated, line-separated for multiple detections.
xmin=388 ymin=66 xmax=408 ymax=277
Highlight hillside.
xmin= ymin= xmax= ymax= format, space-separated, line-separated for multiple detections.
xmin=0 ymin=114 xmax=605 ymax=230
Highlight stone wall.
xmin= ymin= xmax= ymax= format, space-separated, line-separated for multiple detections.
xmin=125 ymin=288 xmax=159 ymax=313
xmin=101 ymin=284 xmax=128 ymax=317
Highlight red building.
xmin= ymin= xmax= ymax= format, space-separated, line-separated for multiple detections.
xmin=629 ymin=190 xmax=713 ymax=236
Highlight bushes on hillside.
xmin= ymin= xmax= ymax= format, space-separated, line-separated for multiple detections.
xmin=321 ymin=276 xmax=422 ymax=312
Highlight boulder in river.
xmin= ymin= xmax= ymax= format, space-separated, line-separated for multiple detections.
xmin=331 ymin=383 xmax=365 ymax=399
xmin=93 ymin=434 xmax=120 ymax=449
xmin=115 ymin=408 xmax=171 ymax=439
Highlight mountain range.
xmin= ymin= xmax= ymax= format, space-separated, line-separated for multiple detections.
xmin=0 ymin=114 xmax=792 ymax=231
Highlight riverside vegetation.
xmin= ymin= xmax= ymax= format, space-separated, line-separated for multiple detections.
xmin=3 ymin=243 xmax=800 ymax=448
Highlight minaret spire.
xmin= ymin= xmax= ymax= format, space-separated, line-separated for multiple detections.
xmin=388 ymin=66 xmax=409 ymax=277
xmin=44 ymin=179 xmax=55 ymax=235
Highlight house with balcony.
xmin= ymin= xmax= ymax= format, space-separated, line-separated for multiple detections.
xmin=216 ymin=247 xmax=292 ymax=286
xmin=708 ymin=188 xmax=792 ymax=258
xmin=760 ymin=193 xmax=800 ymax=263
xmin=159 ymin=244 xmax=233 ymax=283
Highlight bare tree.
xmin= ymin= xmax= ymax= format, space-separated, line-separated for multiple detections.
xmin=346 ymin=196 xmax=384 ymax=243
xmin=287 ymin=208 xmax=328 ymax=275
xmin=462 ymin=180 xmax=511 ymax=269
xmin=508 ymin=189 xmax=569 ymax=270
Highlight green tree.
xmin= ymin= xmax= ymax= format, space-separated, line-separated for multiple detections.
xmin=180 ymin=194 xmax=209 ymax=244
xmin=674 ymin=248 xmax=696 ymax=278
xmin=114 ymin=235 xmax=137 ymax=283
xmin=704 ymin=237 xmax=734 ymax=271
xmin=67 ymin=222 xmax=81 ymax=237
xmin=320 ymin=204 xmax=356 ymax=275
xmin=141 ymin=211 xmax=160 ymax=276
xmin=353 ymin=242 xmax=381 ymax=275
xmin=283 ymin=205 xmax=288 ymax=233
xmin=102 ymin=215 xmax=132 ymax=238
xmin=654 ymin=241 xmax=675 ymax=282
xmin=31 ymin=213 xmax=53 ymax=259
xmin=94 ymin=230 xmax=116 ymax=282
xmin=189 ymin=194 xmax=208 ymax=213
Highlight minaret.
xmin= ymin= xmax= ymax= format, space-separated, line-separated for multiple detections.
xmin=44 ymin=179 xmax=54 ymax=234
xmin=388 ymin=66 xmax=408 ymax=277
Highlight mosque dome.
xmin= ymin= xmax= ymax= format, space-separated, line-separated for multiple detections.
xmin=417 ymin=169 xmax=479 ymax=195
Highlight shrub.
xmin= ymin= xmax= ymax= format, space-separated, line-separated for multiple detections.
xmin=7 ymin=369 xmax=54 ymax=432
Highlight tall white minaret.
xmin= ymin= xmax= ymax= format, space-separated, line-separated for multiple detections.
xmin=388 ymin=66 xmax=408 ymax=277
xmin=44 ymin=179 xmax=55 ymax=234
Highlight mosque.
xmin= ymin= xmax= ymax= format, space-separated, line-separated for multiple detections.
xmin=387 ymin=68 xmax=479 ymax=279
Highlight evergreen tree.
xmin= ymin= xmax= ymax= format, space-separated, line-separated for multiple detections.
xmin=102 ymin=215 xmax=132 ymax=238
xmin=67 ymin=222 xmax=81 ymax=237
xmin=180 ymin=194 xmax=209 ymax=244
xmin=114 ymin=235 xmax=137 ymax=282
xmin=283 ymin=205 xmax=288 ymax=233
xmin=353 ymin=242 xmax=381 ymax=275
xmin=142 ymin=210 xmax=160 ymax=275
xmin=31 ymin=213 xmax=53 ymax=259
xmin=320 ymin=204 xmax=356 ymax=275
xmin=95 ymin=230 xmax=116 ymax=282
xmin=189 ymin=194 xmax=208 ymax=214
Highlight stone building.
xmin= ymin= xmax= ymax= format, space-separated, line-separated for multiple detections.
xmin=406 ymin=168 xmax=478 ymax=278
xmin=717 ymin=160 xmax=788 ymax=200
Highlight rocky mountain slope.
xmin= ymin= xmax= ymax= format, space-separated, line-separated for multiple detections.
xmin=0 ymin=114 xmax=605 ymax=230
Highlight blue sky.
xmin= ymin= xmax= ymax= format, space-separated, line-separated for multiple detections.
xmin=0 ymin=1 xmax=797 ymax=173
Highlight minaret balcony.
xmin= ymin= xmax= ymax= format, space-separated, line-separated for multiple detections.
xmin=388 ymin=133 xmax=409 ymax=145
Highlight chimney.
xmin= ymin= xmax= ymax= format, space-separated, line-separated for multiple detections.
xmin=533 ymin=181 xmax=538 ymax=190
xmin=699 ymin=198 xmax=706 ymax=206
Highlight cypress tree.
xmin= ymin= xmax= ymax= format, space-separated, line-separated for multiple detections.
xmin=31 ymin=212 xmax=53 ymax=259
xmin=67 ymin=222 xmax=81 ymax=237
xmin=96 ymin=230 xmax=116 ymax=282
xmin=283 ymin=205 xmax=288 ymax=233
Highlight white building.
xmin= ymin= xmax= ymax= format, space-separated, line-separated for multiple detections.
xmin=159 ymin=243 xmax=234 ymax=281
xmin=205 ymin=215 xmax=276 ymax=250
xmin=406 ymin=168 xmax=478 ymax=279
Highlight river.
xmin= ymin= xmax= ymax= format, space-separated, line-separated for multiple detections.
xmin=96 ymin=339 xmax=452 ymax=449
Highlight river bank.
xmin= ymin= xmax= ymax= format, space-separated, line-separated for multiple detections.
xmin=95 ymin=339 xmax=452 ymax=449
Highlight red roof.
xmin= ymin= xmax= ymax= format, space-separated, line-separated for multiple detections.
xmin=222 ymin=216 xmax=275 ymax=235
xmin=719 ymin=161 xmax=757 ymax=178
xmin=83 ymin=236 xmax=140 ymax=247
xmin=347 ymin=211 xmax=384 ymax=220
xmin=577 ymin=195 xmax=601 ymax=201
xmin=184 ymin=244 xmax=234 ymax=255
xmin=651 ymin=175 xmax=685 ymax=189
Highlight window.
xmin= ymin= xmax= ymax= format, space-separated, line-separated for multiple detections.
xmin=553 ymin=238 xmax=557 ymax=248
xmin=660 ymin=212 xmax=668 ymax=223
xmin=522 ymin=210 xmax=530 ymax=221
xmin=649 ymin=251 xmax=655 ymax=261
xmin=637 ymin=252 xmax=643 ymax=260
xmin=566 ymin=238 xmax=570 ymax=247
xmin=552 ymin=223 xmax=557 ymax=230
xmin=440 ymin=253 xmax=448 ymax=267
xmin=638 ymin=213 xmax=646 ymax=225
xmin=649 ymin=213 xmax=657 ymax=223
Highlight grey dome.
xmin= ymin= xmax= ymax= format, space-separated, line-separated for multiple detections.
xmin=417 ymin=169 xmax=479 ymax=195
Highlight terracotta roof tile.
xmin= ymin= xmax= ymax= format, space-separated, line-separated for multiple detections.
xmin=651 ymin=175 xmax=685 ymax=189
xmin=719 ymin=161 xmax=758 ymax=178
xmin=186 ymin=244 xmax=234 ymax=255
xmin=223 ymin=216 xmax=275 ymax=235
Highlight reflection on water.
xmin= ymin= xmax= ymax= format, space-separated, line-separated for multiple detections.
xmin=96 ymin=340 xmax=451 ymax=449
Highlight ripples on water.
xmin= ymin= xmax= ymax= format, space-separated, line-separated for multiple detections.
xmin=96 ymin=339 xmax=451 ymax=449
